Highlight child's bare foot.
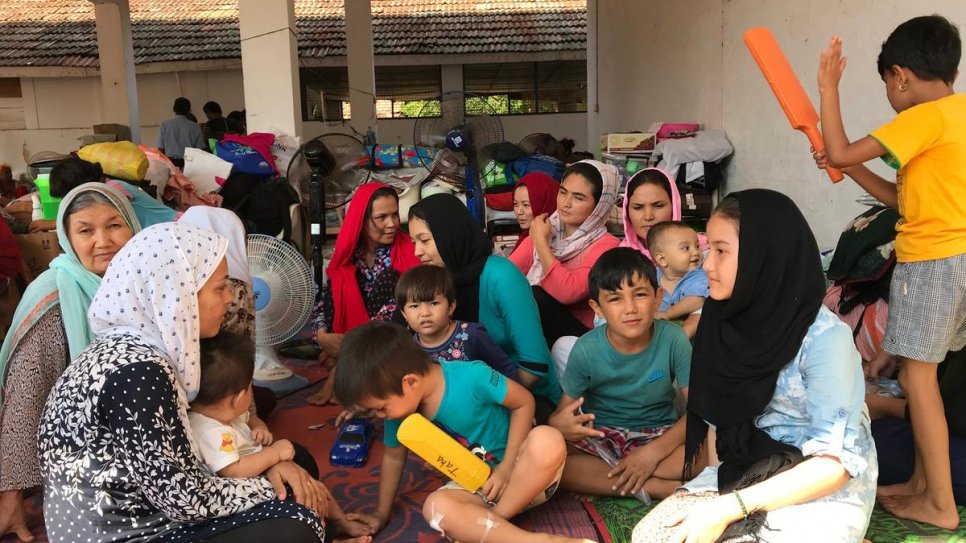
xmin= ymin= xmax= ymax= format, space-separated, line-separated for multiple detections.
xmin=331 ymin=517 xmax=373 ymax=538
xmin=879 ymin=493 xmax=960 ymax=530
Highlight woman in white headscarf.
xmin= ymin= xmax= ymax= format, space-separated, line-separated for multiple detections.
xmin=37 ymin=223 xmax=329 ymax=543
xmin=179 ymin=206 xmax=255 ymax=338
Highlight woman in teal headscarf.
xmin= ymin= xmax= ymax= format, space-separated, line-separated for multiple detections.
xmin=0 ymin=182 xmax=140 ymax=542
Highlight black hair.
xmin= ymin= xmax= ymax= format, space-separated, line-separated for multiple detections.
xmin=877 ymin=15 xmax=961 ymax=84
xmin=173 ymin=97 xmax=192 ymax=116
xmin=333 ymin=321 xmax=432 ymax=408
xmin=203 ymin=101 xmax=222 ymax=115
xmin=645 ymin=220 xmax=694 ymax=254
xmin=588 ymin=247 xmax=658 ymax=303
xmin=50 ymin=157 xmax=103 ymax=197
xmin=562 ymin=161 xmax=604 ymax=205
xmin=363 ymin=186 xmax=399 ymax=224
xmin=626 ymin=169 xmax=673 ymax=204
xmin=395 ymin=264 xmax=456 ymax=308
xmin=408 ymin=202 xmax=428 ymax=224
xmin=713 ymin=195 xmax=741 ymax=232
xmin=564 ymin=151 xmax=594 ymax=164
xmin=193 ymin=332 xmax=255 ymax=406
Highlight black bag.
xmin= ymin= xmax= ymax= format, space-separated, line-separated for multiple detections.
xmin=223 ymin=173 xmax=298 ymax=240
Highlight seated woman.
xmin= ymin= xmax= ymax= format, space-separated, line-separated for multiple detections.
xmin=38 ymin=223 xmax=330 ymax=543
xmin=179 ymin=205 xmax=277 ymax=417
xmin=180 ymin=206 xmax=255 ymax=339
xmin=408 ymin=193 xmax=559 ymax=416
xmin=509 ymin=160 xmax=620 ymax=345
xmin=0 ymin=183 xmax=141 ymax=542
xmin=309 ymin=183 xmax=419 ymax=405
xmin=511 ymin=172 xmax=559 ymax=252
xmin=633 ymin=190 xmax=876 ymax=542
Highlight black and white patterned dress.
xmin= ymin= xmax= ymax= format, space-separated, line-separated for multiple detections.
xmin=38 ymin=334 xmax=324 ymax=543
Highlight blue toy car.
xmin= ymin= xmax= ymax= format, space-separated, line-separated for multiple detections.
xmin=329 ymin=419 xmax=375 ymax=467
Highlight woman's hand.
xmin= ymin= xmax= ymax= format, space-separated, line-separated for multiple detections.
xmin=528 ymin=214 xmax=552 ymax=246
xmin=0 ymin=490 xmax=34 ymax=542
xmin=265 ymin=461 xmax=333 ymax=518
xmin=666 ymin=494 xmax=742 ymax=543
xmin=27 ymin=219 xmax=55 ymax=233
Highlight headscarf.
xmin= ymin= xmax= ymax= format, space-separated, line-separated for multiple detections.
xmin=326 ymin=183 xmax=420 ymax=333
xmin=88 ymin=223 xmax=228 ymax=402
xmin=685 ymin=189 xmax=825 ymax=492
xmin=512 ymin=172 xmax=559 ymax=251
xmin=526 ymin=160 xmax=617 ymax=285
xmin=620 ymin=167 xmax=682 ymax=261
xmin=0 ymin=183 xmax=141 ymax=403
xmin=179 ymin=206 xmax=251 ymax=284
xmin=410 ymin=193 xmax=492 ymax=322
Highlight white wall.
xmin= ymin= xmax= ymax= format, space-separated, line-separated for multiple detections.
xmin=596 ymin=0 xmax=966 ymax=248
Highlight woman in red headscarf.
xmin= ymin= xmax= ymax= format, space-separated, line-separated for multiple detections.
xmin=308 ymin=183 xmax=419 ymax=405
xmin=510 ymin=172 xmax=559 ymax=252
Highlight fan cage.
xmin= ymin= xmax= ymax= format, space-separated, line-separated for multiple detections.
xmin=247 ymin=234 xmax=315 ymax=346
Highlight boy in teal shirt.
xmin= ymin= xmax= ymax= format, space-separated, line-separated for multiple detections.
xmin=550 ymin=247 xmax=694 ymax=499
xmin=333 ymin=322 xmax=588 ymax=543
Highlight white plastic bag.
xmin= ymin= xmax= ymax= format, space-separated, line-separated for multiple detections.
xmin=182 ymin=148 xmax=232 ymax=195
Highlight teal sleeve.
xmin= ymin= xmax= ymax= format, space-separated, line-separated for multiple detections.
xmin=559 ymin=338 xmax=590 ymax=400
xmin=485 ymin=257 xmax=552 ymax=378
xmin=669 ymin=325 xmax=692 ymax=388
xmin=469 ymin=362 xmax=509 ymax=407
xmin=382 ymin=417 xmax=403 ymax=448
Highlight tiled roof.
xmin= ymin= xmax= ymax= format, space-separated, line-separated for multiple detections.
xmin=0 ymin=0 xmax=586 ymax=68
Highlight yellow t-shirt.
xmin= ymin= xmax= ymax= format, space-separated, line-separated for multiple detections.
xmin=870 ymin=94 xmax=966 ymax=262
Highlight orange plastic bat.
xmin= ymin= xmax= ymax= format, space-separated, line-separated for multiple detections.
xmin=744 ymin=27 xmax=844 ymax=183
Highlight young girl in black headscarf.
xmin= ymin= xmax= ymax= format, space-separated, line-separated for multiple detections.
xmin=632 ymin=189 xmax=877 ymax=543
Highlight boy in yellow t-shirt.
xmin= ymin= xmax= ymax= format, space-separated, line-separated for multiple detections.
xmin=816 ymin=15 xmax=965 ymax=530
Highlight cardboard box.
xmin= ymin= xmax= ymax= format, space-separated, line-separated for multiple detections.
xmin=5 ymin=199 xmax=33 ymax=226
xmin=15 ymin=232 xmax=62 ymax=280
xmin=601 ymin=132 xmax=657 ymax=154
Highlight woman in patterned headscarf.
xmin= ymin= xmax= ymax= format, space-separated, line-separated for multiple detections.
xmin=37 ymin=223 xmax=329 ymax=543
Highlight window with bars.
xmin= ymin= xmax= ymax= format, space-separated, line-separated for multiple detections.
xmin=463 ymin=60 xmax=587 ymax=116
xmin=301 ymin=65 xmax=442 ymax=121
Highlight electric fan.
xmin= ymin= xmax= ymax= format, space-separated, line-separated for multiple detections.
xmin=413 ymin=91 xmax=504 ymax=224
xmin=518 ymin=132 xmax=556 ymax=155
xmin=285 ymin=133 xmax=372 ymax=211
xmin=248 ymin=234 xmax=315 ymax=381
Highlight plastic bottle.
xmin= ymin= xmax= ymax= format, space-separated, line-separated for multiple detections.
xmin=397 ymin=413 xmax=491 ymax=492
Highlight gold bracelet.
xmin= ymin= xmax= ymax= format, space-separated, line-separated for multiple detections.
xmin=734 ymin=491 xmax=749 ymax=520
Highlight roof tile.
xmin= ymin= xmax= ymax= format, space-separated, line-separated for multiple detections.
xmin=0 ymin=0 xmax=585 ymax=68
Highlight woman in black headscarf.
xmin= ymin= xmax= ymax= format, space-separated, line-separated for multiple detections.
xmin=407 ymin=194 xmax=560 ymax=415
xmin=632 ymin=190 xmax=877 ymax=543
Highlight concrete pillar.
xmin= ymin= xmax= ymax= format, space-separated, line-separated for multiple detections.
xmin=586 ymin=0 xmax=599 ymax=158
xmin=345 ymin=0 xmax=376 ymax=138
xmin=91 ymin=0 xmax=140 ymax=142
xmin=238 ymin=0 xmax=302 ymax=137
xmin=440 ymin=64 xmax=463 ymax=93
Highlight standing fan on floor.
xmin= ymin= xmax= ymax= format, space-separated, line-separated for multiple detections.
xmin=413 ymin=91 xmax=504 ymax=225
xmin=248 ymin=234 xmax=315 ymax=381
